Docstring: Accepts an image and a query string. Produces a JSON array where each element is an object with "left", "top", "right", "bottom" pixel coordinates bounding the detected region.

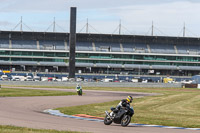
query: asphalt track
[{"left": 0, "top": 87, "right": 199, "bottom": 133}]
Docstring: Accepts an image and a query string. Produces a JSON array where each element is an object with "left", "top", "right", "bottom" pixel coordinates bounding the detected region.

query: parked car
[
  {"left": 41, "top": 77, "right": 48, "bottom": 81},
  {"left": 1, "top": 75, "right": 8, "bottom": 81},
  {"left": 12, "top": 76, "right": 20, "bottom": 81},
  {"left": 33, "top": 76, "right": 40, "bottom": 81},
  {"left": 62, "top": 77, "right": 68, "bottom": 82},
  {"left": 163, "top": 77, "right": 174, "bottom": 83},
  {"left": 25, "top": 76, "right": 33, "bottom": 81},
  {"left": 131, "top": 78, "right": 138, "bottom": 83},
  {"left": 48, "top": 77, "right": 53, "bottom": 81},
  {"left": 113, "top": 79, "right": 120, "bottom": 82},
  {"left": 141, "top": 79, "right": 148, "bottom": 83},
  {"left": 181, "top": 79, "right": 193, "bottom": 84},
  {"left": 102, "top": 78, "right": 113, "bottom": 82},
  {"left": 76, "top": 77, "right": 84, "bottom": 82},
  {"left": 55, "top": 78, "right": 62, "bottom": 82}
]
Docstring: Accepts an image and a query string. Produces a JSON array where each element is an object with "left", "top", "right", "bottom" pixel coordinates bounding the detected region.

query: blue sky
[{"left": 0, "top": 0, "right": 200, "bottom": 37}]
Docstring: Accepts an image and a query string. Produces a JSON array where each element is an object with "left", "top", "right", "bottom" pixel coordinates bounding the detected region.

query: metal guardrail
[{"left": 0, "top": 81, "right": 182, "bottom": 88}]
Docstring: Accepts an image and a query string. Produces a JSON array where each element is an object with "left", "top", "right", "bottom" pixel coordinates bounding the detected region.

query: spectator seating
[
  {"left": 12, "top": 40, "right": 37, "bottom": 49},
  {"left": 39, "top": 40, "right": 65, "bottom": 50},
  {"left": 0, "top": 39, "right": 9, "bottom": 49},
  {"left": 76, "top": 42, "right": 93, "bottom": 51},
  {"left": 150, "top": 44, "right": 176, "bottom": 54}
]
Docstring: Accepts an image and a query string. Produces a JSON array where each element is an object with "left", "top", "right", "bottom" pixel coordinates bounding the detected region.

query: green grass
[
  {"left": 0, "top": 88, "right": 76, "bottom": 97},
  {"left": 56, "top": 87, "right": 200, "bottom": 128},
  {"left": 2, "top": 85, "right": 200, "bottom": 128},
  {"left": 0, "top": 125, "right": 82, "bottom": 133},
  {"left": 2, "top": 85, "right": 75, "bottom": 89}
]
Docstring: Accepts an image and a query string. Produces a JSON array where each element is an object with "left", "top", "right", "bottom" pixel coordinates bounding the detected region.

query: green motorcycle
[{"left": 77, "top": 88, "right": 82, "bottom": 96}]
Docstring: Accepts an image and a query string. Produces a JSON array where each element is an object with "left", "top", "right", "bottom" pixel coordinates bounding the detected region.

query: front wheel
[
  {"left": 121, "top": 115, "right": 131, "bottom": 127},
  {"left": 104, "top": 115, "right": 112, "bottom": 125}
]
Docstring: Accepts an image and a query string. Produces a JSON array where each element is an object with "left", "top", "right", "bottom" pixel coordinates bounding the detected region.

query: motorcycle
[
  {"left": 104, "top": 106, "right": 134, "bottom": 127},
  {"left": 77, "top": 88, "right": 82, "bottom": 96}
]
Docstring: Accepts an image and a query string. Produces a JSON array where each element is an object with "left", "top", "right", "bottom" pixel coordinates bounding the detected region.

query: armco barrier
[{"left": 0, "top": 81, "right": 182, "bottom": 88}]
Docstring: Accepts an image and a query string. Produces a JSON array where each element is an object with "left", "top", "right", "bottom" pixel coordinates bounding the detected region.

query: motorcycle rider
[
  {"left": 76, "top": 84, "right": 82, "bottom": 95},
  {"left": 110, "top": 96, "right": 133, "bottom": 117}
]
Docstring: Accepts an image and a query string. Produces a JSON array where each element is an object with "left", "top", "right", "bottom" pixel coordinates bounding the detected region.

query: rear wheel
[
  {"left": 104, "top": 115, "right": 112, "bottom": 125},
  {"left": 77, "top": 90, "right": 82, "bottom": 96},
  {"left": 121, "top": 115, "right": 131, "bottom": 127},
  {"left": 80, "top": 89, "right": 82, "bottom": 96}
]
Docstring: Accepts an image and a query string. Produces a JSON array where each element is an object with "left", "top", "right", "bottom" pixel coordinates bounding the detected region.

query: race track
[{"left": 0, "top": 87, "right": 199, "bottom": 133}]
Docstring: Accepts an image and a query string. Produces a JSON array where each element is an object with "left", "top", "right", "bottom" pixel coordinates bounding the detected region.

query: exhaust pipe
[{"left": 105, "top": 111, "right": 112, "bottom": 120}]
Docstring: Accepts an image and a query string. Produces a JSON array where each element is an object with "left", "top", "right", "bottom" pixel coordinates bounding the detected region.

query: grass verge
[
  {"left": 0, "top": 88, "right": 76, "bottom": 97},
  {"left": 56, "top": 87, "right": 200, "bottom": 128},
  {"left": 0, "top": 125, "right": 82, "bottom": 133}
]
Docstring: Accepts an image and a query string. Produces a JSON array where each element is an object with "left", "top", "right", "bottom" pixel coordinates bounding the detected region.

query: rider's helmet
[{"left": 126, "top": 96, "right": 133, "bottom": 103}]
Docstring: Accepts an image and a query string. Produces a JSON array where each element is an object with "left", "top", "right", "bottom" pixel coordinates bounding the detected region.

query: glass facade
[
  {"left": 0, "top": 50, "right": 200, "bottom": 66},
  {"left": 1, "top": 31, "right": 200, "bottom": 76}
]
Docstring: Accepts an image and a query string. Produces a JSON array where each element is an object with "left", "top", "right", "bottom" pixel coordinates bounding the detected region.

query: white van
[
  {"left": 131, "top": 78, "right": 138, "bottom": 83},
  {"left": 102, "top": 78, "right": 113, "bottom": 82},
  {"left": 41, "top": 77, "right": 48, "bottom": 81},
  {"left": 1, "top": 75, "right": 8, "bottom": 81},
  {"left": 25, "top": 76, "right": 33, "bottom": 81},
  {"left": 12, "top": 76, "right": 20, "bottom": 81},
  {"left": 33, "top": 76, "right": 40, "bottom": 81},
  {"left": 62, "top": 77, "right": 68, "bottom": 82}
]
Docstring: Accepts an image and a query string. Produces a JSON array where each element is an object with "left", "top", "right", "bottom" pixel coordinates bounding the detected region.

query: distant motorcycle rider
[
  {"left": 110, "top": 96, "right": 133, "bottom": 117},
  {"left": 76, "top": 84, "right": 81, "bottom": 91},
  {"left": 76, "top": 84, "right": 82, "bottom": 96}
]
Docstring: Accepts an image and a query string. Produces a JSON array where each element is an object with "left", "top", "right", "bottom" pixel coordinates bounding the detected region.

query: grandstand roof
[{"left": 0, "top": 31, "right": 200, "bottom": 45}]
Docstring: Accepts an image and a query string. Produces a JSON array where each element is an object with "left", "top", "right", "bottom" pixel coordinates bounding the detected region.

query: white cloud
[
  {"left": 93, "top": 1, "right": 200, "bottom": 36},
  {"left": 0, "top": 0, "right": 200, "bottom": 36},
  {"left": 0, "top": 0, "right": 196, "bottom": 12},
  {"left": 0, "top": 0, "right": 69, "bottom": 12}
]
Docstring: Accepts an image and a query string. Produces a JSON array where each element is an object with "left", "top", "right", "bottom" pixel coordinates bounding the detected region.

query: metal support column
[{"left": 69, "top": 7, "right": 77, "bottom": 78}]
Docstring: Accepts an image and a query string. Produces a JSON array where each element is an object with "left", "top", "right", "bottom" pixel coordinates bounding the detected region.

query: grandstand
[{"left": 0, "top": 31, "right": 200, "bottom": 76}]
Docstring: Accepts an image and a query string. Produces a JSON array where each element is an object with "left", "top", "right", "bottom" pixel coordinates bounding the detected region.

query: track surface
[{"left": 0, "top": 87, "right": 199, "bottom": 133}]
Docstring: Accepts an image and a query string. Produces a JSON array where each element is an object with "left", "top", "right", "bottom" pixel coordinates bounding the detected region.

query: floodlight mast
[
  {"left": 20, "top": 16, "right": 23, "bottom": 32},
  {"left": 151, "top": 21, "right": 154, "bottom": 36},
  {"left": 183, "top": 22, "right": 186, "bottom": 37},
  {"left": 69, "top": 7, "right": 77, "bottom": 78}
]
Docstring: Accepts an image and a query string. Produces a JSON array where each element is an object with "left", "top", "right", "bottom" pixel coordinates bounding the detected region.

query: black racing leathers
[
  {"left": 117, "top": 99, "right": 130, "bottom": 108},
  {"left": 112, "top": 99, "right": 130, "bottom": 113}
]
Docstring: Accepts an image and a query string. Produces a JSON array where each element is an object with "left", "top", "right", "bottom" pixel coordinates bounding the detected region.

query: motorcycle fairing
[{"left": 113, "top": 109, "right": 126, "bottom": 124}]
